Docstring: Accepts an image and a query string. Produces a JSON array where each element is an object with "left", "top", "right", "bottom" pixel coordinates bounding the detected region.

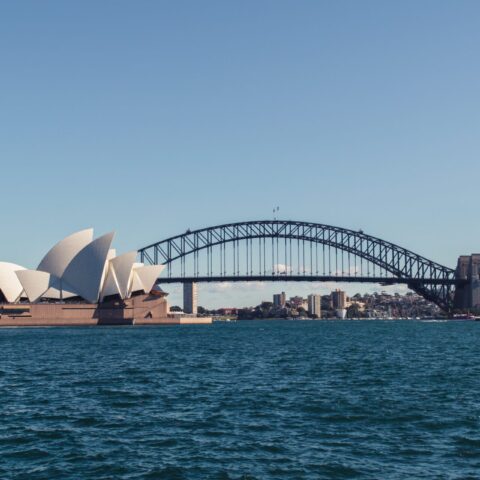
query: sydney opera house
[{"left": 0, "top": 229, "right": 204, "bottom": 326}]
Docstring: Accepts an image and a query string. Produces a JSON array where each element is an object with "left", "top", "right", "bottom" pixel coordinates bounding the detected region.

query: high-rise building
[
  {"left": 273, "top": 291, "right": 286, "bottom": 307},
  {"left": 331, "top": 289, "right": 347, "bottom": 309},
  {"left": 307, "top": 294, "right": 321, "bottom": 317},
  {"left": 183, "top": 282, "right": 198, "bottom": 314}
]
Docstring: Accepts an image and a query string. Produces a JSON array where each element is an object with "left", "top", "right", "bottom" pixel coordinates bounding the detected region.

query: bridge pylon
[{"left": 454, "top": 255, "right": 480, "bottom": 312}]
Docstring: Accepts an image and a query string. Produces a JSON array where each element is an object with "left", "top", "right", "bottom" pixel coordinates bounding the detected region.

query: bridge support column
[
  {"left": 183, "top": 282, "right": 198, "bottom": 315},
  {"left": 454, "top": 255, "right": 480, "bottom": 312}
]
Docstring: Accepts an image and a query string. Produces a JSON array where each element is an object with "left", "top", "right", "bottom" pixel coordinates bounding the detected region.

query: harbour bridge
[{"left": 138, "top": 220, "right": 476, "bottom": 312}]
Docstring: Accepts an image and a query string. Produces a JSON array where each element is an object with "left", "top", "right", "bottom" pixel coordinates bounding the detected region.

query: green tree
[{"left": 347, "top": 303, "right": 361, "bottom": 318}]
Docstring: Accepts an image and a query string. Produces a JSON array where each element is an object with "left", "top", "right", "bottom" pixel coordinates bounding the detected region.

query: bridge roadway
[{"left": 156, "top": 275, "right": 462, "bottom": 286}]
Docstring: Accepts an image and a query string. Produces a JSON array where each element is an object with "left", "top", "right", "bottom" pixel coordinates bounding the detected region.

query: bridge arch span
[{"left": 138, "top": 220, "right": 457, "bottom": 311}]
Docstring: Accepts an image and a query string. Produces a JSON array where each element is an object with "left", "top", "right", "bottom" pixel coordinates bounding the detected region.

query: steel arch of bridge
[{"left": 138, "top": 220, "right": 458, "bottom": 311}]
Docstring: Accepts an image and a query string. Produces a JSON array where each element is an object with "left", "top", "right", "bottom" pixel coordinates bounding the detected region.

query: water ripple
[{"left": 1, "top": 320, "right": 480, "bottom": 478}]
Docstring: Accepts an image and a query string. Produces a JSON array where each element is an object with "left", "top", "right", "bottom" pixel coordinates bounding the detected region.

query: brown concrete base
[{"left": 0, "top": 292, "right": 211, "bottom": 327}]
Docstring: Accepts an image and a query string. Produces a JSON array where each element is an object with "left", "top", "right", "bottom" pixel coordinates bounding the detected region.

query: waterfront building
[
  {"left": 0, "top": 228, "right": 212, "bottom": 326},
  {"left": 183, "top": 282, "right": 198, "bottom": 314},
  {"left": 273, "top": 291, "right": 286, "bottom": 307},
  {"left": 332, "top": 289, "right": 347, "bottom": 309},
  {"left": 307, "top": 294, "right": 322, "bottom": 317}
]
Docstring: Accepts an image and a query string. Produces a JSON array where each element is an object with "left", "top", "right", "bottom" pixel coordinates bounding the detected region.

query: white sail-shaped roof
[
  {"left": 110, "top": 251, "right": 137, "bottom": 299},
  {"left": 0, "top": 262, "right": 26, "bottom": 303},
  {"left": 128, "top": 262, "right": 144, "bottom": 294},
  {"left": 62, "top": 232, "right": 115, "bottom": 303},
  {"left": 129, "top": 264, "right": 165, "bottom": 296},
  {"left": 98, "top": 248, "right": 119, "bottom": 300},
  {"left": 42, "top": 285, "right": 78, "bottom": 300},
  {"left": 1, "top": 229, "right": 166, "bottom": 305},
  {"left": 129, "top": 271, "right": 144, "bottom": 294},
  {"left": 16, "top": 270, "right": 53, "bottom": 302},
  {"left": 100, "top": 265, "right": 120, "bottom": 300},
  {"left": 16, "top": 270, "right": 77, "bottom": 302},
  {"left": 38, "top": 228, "right": 94, "bottom": 278}
]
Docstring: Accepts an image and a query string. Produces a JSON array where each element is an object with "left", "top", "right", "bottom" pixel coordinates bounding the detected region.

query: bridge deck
[{"left": 156, "top": 275, "right": 461, "bottom": 286}]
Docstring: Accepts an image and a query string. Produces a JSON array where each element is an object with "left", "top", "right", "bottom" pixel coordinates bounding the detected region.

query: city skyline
[
  {"left": 198, "top": 287, "right": 441, "bottom": 320},
  {"left": 167, "top": 280, "right": 412, "bottom": 310}
]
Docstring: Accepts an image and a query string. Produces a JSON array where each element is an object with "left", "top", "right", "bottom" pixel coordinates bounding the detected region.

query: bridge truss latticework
[{"left": 138, "top": 221, "right": 457, "bottom": 311}]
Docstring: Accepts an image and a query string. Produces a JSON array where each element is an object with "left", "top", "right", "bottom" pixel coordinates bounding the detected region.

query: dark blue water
[{"left": 1, "top": 320, "right": 480, "bottom": 479}]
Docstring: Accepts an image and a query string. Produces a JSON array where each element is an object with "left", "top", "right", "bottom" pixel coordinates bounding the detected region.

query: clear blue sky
[{"left": 1, "top": 1, "right": 479, "bottom": 306}]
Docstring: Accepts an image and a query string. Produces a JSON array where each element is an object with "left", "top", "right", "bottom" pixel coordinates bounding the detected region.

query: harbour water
[{"left": 1, "top": 320, "right": 479, "bottom": 479}]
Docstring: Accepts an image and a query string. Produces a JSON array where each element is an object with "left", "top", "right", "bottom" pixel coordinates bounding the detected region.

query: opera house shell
[{"left": 0, "top": 229, "right": 177, "bottom": 326}]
